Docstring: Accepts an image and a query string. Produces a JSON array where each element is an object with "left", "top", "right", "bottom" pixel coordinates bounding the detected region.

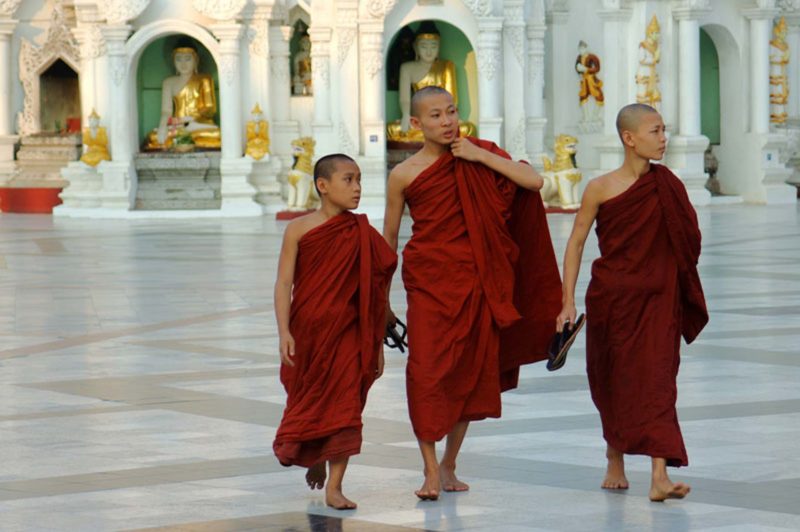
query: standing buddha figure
[
  {"left": 387, "top": 23, "right": 476, "bottom": 142},
  {"left": 636, "top": 15, "right": 661, "bottom": 109},
  {"left": 770, "top": 16, "right": 789, "bottom": 124},
  {"left": 144, "top": 45, "right": 221, "bottom": 150}
]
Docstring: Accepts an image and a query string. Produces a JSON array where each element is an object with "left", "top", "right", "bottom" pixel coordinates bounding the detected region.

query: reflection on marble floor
[{"left": 0, "top": 204, "right": 799, "bottom": 531}]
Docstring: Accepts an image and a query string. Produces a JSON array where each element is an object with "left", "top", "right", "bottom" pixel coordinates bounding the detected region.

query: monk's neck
[
  {"left": 420, "top": 140, "right": 449, "bottom": 159},
  {"left": 318, "top": 203, "right": 347, "bottom": 220},
  {"left": 621, "top": 154, "right": 652, "bottom": 179}
]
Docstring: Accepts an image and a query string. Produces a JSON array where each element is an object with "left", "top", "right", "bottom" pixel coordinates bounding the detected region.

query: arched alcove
[
  {"left": 384, "top": 20, "right": 478, "bottom": 129},
  {"left": 40, "top": 58, "right": 81, "bottom": 134},
  {"left": 135, "top": 35, "right": 219, "bottom": 146}
]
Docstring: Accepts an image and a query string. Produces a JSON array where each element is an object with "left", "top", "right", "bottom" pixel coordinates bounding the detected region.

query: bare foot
[
  {"left": 415, "top": 468, "right": 440, "bottom": 501},
  {"left": 440, "top": 465, "right": 469, "bottom": 492},
  {"left": 306, "top": 462, "right": 326, "bottom": 490},
  {"left": 601, "top": 454, "right": 629, "bottom": 490},
  {"left": 649, "top": 477, "right": 691, "bottom": 502},
  {"left": 325, "top": 487, "right": 357, "bottom": 510}
]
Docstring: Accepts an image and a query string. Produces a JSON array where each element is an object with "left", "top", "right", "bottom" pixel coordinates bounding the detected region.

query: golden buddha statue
[
  {"left": 387, "top": 25, "right": 476, "bottom": 142},
  {"left": 144, "top": 46, "right": 221, "bottom": 150},
  {"left": 80, "top": 109, "right": 110, "bottom": 167},
  {"left": 770, "top": 16, "right": 789, "bottom": 124},
  {"left": 636, "top": 15, "right": 661, "bottom": 109},
  {"left": 245, "top": 103, "right": 270, "bottom": 160}
]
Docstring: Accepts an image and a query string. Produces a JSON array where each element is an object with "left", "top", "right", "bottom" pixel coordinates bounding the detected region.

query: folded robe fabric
[
  {"left": 402, "top": 137, "right": 562, "bottom": 442},
  {"left": 585, "top": 164, "right": 708, "bottom": 467},
  {"left": 273, "top": 212, "right": 397, "bottom": 467}
]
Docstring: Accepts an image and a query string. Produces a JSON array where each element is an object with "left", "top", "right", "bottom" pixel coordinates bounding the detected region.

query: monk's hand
[
  {"left": 451, "top": 137, "right": 483, "bottom": 162},
  {"left": 376, "top": 346, "right": 385, "bottom": 379},
  {"left": 279, "top": 332, "right": 295, "bottom": 367},
  {"left": 385, "top": 304, "right": 397, "bottom": 328},
  {"left": 556, "top": 304, "right": 577, "bottom": 333}
]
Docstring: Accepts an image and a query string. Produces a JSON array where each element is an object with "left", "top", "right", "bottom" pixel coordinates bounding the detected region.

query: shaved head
[
  {"left": 410, "top": 86, "right": 453, "bottom": 117},
  {"left": 616, "top": 103, "right": 660, "bottom": 140},
  {"left": 313, "top": 153, "right": 356, "bottom": 195}
]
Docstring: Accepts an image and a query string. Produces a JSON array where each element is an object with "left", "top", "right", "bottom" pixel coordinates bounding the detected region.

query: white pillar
[
  {"left": 269, "top": 23, "right": 297, "bottom": 163},
  {"left": 357, "top": 20, "right": 384, "bottom": 158},
  {"left": 747, "top": 11, "right": 774, "bottom": 134},
  {"left": 477, "top": 17, "right": 504, "bottom": 144},
  {"left": 309, "top": 25, "right": 333, "bottom": 153},
  {"left": 246, "top": 6, "right": 271, "bottom": 121},
  {"left": 526, "top": 2, "right": 546, "bottom": 162},
  {"left": 0, "top": 18, "right": 17, "bottom": 175},
  {"left": 212, "top": 23, "right": 244, "bottom": 159},
  {"left": 102, "top": 25, "right": 132, "bottom": 163},
  {"left": 503, "top": 0, "right": 526, "bottom": 159},
  {"left": 334, "top": 2, "right": 360, "bottom": 156},
  {"left": 677, "top": 16, "right": 701, "bottom": 136}
]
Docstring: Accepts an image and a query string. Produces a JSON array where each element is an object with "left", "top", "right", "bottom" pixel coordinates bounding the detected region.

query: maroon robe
[
  {"left": 403, "top": 137, "right": 562, "bottom": 442},
  {"left": 586, "top": 164, "right": 708, "bottom": 467},
  {"left": 273, "top": 212, "right": 397, "bottom": 467}
]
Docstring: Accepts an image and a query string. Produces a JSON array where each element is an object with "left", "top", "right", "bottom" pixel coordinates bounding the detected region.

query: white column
[
  {"left": 334, "top": 2, "right": 360, "bottom": 156},
  {"left": 477, "top": 17, "right": 504, "bottom": 144},
  {"left": 357, "top": 20, "right": 384, "bottom": 158},
  {"left": 246, "top": 6, "right": 271, "bottom": 121},
  {"left": 309, "top": 25, "right": 333, "bottom": 153},
  {"left": 677, "top": 15, "right": 701, "bottom": 136},
  {"left": 269, "top": 23, "right": 297, "bottom": 163},
  {"left": 746, "top": 10, "right": 775, "bottom": 134},
  {"left": 212, "top": 23, "right": 244, "bottom": 159},
  {"left": 526, "top": 3, "right": 546, "bottom": 162},
  {"left": 102, "top": 25, "right": 132, "bottom": 163},
  {"left": 0, "top": 18, "right": 17, "bottom": 175},
  {"left": 503, "top": 0, "right": 526, "bottom": 159}
]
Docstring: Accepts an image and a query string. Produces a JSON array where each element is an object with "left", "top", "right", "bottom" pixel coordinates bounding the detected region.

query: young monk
[
  {"left": 556, "top": 103, "right": 708, "bottom": 502},
  {"left": 273, "top": 154, "right": 397, "bottom": 509},
  {"left": 383, "top": 86, "right": 562, "bottom": 500}
]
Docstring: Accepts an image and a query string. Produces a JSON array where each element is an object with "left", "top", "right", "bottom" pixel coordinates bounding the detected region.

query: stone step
[
  {"left": 134, "top": 198, "right": 221, "bottom": 210},
  {"left": 135, "top": 186, "right": 219, "bottom": 200}
]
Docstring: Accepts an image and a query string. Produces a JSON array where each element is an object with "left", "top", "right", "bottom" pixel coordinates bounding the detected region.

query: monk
[
  {"left": 383, "top": 86, "right": 562, "bottom": 500},
  {"left": 273, "top": 154, "right": 397, "bottom": 509},
  {"left": 556, "top": 103, "right": 708, "bottom": 502}
]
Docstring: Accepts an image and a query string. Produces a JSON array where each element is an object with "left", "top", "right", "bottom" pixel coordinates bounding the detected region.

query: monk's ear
[
  {"left": 621, "top": 130, "right": 636, "bottom": 148},
  {"left": 316, "top": 177, "right": 328, "bottom": 195},
  {"left": 409, "top": 116, "right": 422, "bottom": 131}
]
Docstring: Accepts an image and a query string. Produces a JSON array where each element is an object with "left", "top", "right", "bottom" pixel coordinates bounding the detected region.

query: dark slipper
[
  {"left": 384, "top": 318, "right": 408, "bottom": 353},
  {"left": 547, "top": 313, "right": 585, "bottom": 371}
]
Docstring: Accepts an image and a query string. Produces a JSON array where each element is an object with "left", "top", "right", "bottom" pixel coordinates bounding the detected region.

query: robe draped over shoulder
[
  {"left": 273, "top": 212, "right": 397, "bottom": 467},
  {"left": 402, "top": 137, "right": 561, "bottom": 441},
  {"left": 585, "top": 164, "right": 707, "bottom": 467}
]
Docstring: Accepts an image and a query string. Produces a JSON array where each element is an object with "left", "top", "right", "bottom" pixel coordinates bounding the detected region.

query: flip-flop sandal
[
  {"left": 547, "top": 313, "right": 585, "bottom": 371},
  {"left": 384, "top": 318, "right": 408, "bottom": 353}
]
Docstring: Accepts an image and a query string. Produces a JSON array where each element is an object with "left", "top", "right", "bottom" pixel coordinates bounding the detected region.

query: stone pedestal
[
  {"left": 14, "top": 133, "right": 79, "bottom": 186},
  {"left": 134, "top": 152, "right": 221, "bottom": 210},
  {"left": 248, "top": 155, "right": 283, "bottom": 212}
]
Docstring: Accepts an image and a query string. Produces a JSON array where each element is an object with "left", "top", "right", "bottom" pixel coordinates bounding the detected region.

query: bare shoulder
[
  {"left": 389, "top": 152, "right": 429, "bottom": 190},
  {"left": 284, "top": 211, "right": 325, "bottom": 242}
]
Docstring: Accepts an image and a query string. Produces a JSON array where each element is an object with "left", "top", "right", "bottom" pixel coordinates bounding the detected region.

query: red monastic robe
[
  {"left": 273, "top": 212, "right": 397, "bottom": 467},
  {"left": 586, "top": 164, "right": 708, "bottom": 467},
  {"left": 402, "top": 138, "right": 562, "bottom": 442}
]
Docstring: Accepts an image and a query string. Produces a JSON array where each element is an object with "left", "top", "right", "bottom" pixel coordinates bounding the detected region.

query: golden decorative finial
[
  {"left": 774, "top": 16, "right": 787, "bottom": 36},
  {"left": 88, "top": 108, "right": 100, "bottom": 120},
  {"left": 647, "top": 15, "right": 660, "bottom": 37},
  {"left": 251, "top": 103, "right": 263, "bottom": 115}
]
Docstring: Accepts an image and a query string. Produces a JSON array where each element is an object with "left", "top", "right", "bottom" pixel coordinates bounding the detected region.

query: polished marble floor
[{"left": 0, "top": 203, "right": 799, "bottom": 531}]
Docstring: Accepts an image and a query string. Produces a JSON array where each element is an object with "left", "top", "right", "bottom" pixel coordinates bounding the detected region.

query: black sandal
[
  {"left": 547, "top": 313, "right": 585, "bottom": 371},
  {"left": 384, "top": 318, "right": 408, "bottom": 353}
]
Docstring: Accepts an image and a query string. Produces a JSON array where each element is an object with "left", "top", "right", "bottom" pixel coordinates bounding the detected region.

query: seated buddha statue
[
  {"left": 80, "top": 109, "right": 110, "bottom": 167},
  {"left": 144, "top": 46, "right": 221, "bottom": 150},
  {"left": 387, "top": 24, "right": 476, "bottom": 142}
]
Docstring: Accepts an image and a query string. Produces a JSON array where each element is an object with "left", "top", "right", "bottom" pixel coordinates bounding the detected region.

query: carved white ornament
[
  {"left": 339, "top": 122, "right": 356, "bottom": 155},
  {"left": 365, "top": 51, "right": 383, "bottom": 78},
  {"left": 465, "top": 0, "right": 492, "bottom": 16},
  {"left": 248, "top": 23, "right": 268, "bottom": 57},
  {"left": 111, "top": 57, "right": 126, "bottom": 86},
  {"left": 314, "top": 57, "right": 330, "bottom": 86},
  {"left": 270, "top": 57, "right": 290, "bottom": 81},
  {"left": 478, "top": 47, "right": 501, "bottom": 80},
  {"left": 17, "top": 3, "right": 80, "bottom": 136},
  {"left": 529, "top": 54, "right": 544, "bottom": 85},
  {"left": 102, "top": 0, "right": 150, "bottom": 25},
  {"left": 193, "top": 0, "right": 247, "bottom": 21},
  {"left": 80, "top": 25, "right": 107, "bottom": 59},
  {"left": 506, "top": 26, "right": 525, "bottom": 68},
  {"left": 0, "top": 0, "right": 22, "bottom": 17},
  {"left": 778, "top": 0, "right": 800, "bottom": 10},
  {"left": 510, "top": 116, "right": 527, "bottom": 159},
  {"left": 220, "top": 55, "right": 238, "bottom": 85},
  {"left": 337, "top": 28, "right": 356, "bottom": 66},
  {"left": 366, "top": 0, "right": 398, "bottom": 18}
]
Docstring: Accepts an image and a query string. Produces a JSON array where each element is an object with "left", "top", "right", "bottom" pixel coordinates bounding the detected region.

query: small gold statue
[
  {"left": 541, "top": 134, "right": 581, "bottom": 210},
  {"left": 770, "top": 16, "right": 789, "bottom": 124},
  {"left": 144, "top": 45, "right": 221, "bottom": 150},
  {"left": 286, "top": 137, "right": 318, "bottom": 211},
  {"left": 387, "top": 23, "right": 476, "bottom": 142},
  {"left": 636, "top": 15, "right": 661, "bottom": 109},
  {"left": 245, "top": 104, "right": 270, "bottom": 160},
  {"left": 80, "top": 109, "right": 110, "bottom": 167},
  {"left": 292, "top": 35, "right": 312, "bottom": 96},
  {"left": 576, "top": 40, "right": 604, "bottom": 131}
]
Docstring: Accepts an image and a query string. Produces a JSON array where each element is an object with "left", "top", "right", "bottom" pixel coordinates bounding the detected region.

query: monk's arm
[
  {"left": 557, "top": 180, "right": 601, "bottom": 331},
  {"left": 275, "top": 223, "right": 300, "bottom": 366},
  {"left": 451, "top": 138, "right": 544, "bottom": 190},
  {"left": 382, "top": 169, "right": 406, "bottom": 322}
]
